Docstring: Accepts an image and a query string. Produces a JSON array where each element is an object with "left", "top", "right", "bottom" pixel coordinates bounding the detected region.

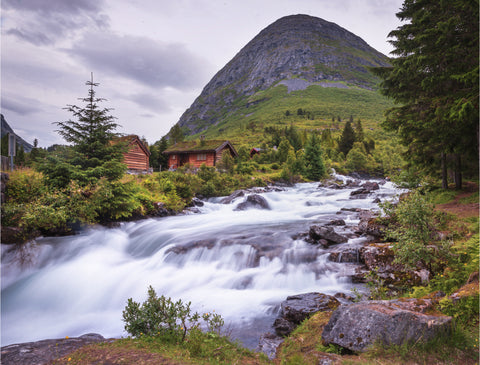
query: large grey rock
[
  {"left": 274, "top": 292, "right": 340, "bottom": 336},
  {"left": 308, "top": 225, "right": 347, "bottom": 246},
  {"left": 0, "top": 333, "right": 108, "bottom": 365},
  {"left": 234, "top": 194, "right": 270, "bottom": 211},
  {"left": 322, "top": 299, "right": 452, "bottom": 352}
]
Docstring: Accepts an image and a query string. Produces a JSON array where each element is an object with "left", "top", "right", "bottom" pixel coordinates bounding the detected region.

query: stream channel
[{"left": 1, "top": 175, "right": 403, "bottom": 349}]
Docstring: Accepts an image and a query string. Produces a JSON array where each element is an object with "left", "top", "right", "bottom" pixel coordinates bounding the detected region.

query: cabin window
[
  {"left": 197, "top": 153, "right": 207, "bottom": 161},
  {"left": 172, "top": 155, "right": 176, "bottom": 160}
]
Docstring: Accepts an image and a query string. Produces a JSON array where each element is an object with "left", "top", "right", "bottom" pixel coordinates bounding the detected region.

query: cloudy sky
[{"left": 2, "top": 0, "right": 404, "bottom": 148}]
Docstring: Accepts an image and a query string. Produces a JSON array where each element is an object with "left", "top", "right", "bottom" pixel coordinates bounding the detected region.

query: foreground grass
[{"left": 53, "top": 334, "right": 271, "bottom": 365}]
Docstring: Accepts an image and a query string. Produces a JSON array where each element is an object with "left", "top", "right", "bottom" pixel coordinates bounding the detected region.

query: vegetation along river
[{"left": 1, "top": 175, "right": 404, "bottom": 349}]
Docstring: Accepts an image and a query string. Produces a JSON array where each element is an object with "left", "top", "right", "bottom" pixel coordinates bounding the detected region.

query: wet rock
[
  {"left": 328, "top": 247, "right": 361, "bottom": 263},
  {"left": 322, "top": 299, "right": 452, "bottom": 352},
  {"left": 359, "top": 244, "right": 430, "bottom": 286},
  {"left": 166, "top": 239, "right": 216, "bottom": 255},
  {"left": 326, "top": 219, "right": 346, "bottom": 226},
  {"left": 0, "top": 333, "right": 109, "bottom": 365},
  {"left": 274, "top": 293, "right": 340, "bottom": 336},
  {"left": 361, "top": 181, "right": 380, "bottom": 191},
  {"left": 257, "top": 332, "right": 283, "bottom": 359},
  {"left": 234, "top": 194, "right": 270, "bottom": 210},
  {"left": 220, "top": 189, "right": 246, "bottom": 204},
  {"left": 356, "top": 213, "right": 385, "bottom": 239},
  {"left": 190, "top": 197, "right": 204, "bottom": 207},
  {"left": 308, "top": 225, "right": 347, "bottom": 246}
]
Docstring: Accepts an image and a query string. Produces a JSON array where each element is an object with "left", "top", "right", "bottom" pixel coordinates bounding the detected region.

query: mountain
[
  {"left": 175, "top": 14, "right": 391, "bottom": 139},
  {"left": 1, "top": 114, "right": 34, "bottom": 153}
]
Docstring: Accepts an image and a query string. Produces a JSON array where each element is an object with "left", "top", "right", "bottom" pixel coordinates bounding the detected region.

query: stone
[
  {"left": 328, "top": 247, "right": 361, "bottom": 263},
  {"left": 257, "top": 333, "right": 284, "bottom": 359},
  {"left": 220, "top": 189, "right": 245, "bottom": 204},
  {"left": 274, "top": 292, "right": 340, "bottom": 336},
  {"left": 326, "top": 219, "right": 346, "bottom": 226},
  {"left": 308, "top": 225, "right": 347, "bottom": 245},
  {"left": 322, "top": 299, "right": 452, "bottom": 352},
  {"left": 0, "top": 333, "right": 109, "bottom": 365},
  {"left": 234, "top": 194, "right": 270, "bottom": 211},
  {"left": 361, "top": 181, "right": 380, "bottom": 191}
]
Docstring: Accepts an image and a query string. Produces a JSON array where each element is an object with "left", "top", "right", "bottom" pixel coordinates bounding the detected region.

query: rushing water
[{"left": 1, "top": 177, "right": 402, "bottom": 348}]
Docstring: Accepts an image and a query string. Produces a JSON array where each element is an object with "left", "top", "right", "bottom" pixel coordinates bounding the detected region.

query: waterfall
[{"left": 1, "top": 178, "right": 402, "bottom": 348}]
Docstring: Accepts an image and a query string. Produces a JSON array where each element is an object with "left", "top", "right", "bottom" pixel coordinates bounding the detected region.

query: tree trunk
[
  {"left": 441, "top": 152, "right": 448, "bottom": 189},
  {"left": 454, "top": 153, "right": 462, "bottom": 190}
]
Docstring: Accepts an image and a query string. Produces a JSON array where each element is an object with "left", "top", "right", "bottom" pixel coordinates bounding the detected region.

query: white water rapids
[{"left": 1, "top": 177, "right": 402, "bottom": 348}]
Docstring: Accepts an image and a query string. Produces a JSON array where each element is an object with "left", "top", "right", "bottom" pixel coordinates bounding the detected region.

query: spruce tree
[
  {"left": 373, "top": 0, "right": 479, "bottom": 189},
  {"left": 338, "top": 121, "right": 356, "bottom": 156},
  {"left": 304, "top": 133, "right": 326, "bottom": 180},
  {"left": 55, "top": 74, "right": 123, "bottom": 168}
]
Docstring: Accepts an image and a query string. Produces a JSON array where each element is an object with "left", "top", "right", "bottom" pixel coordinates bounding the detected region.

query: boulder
[
  {"left": 322, "top": 299, "right": 452, "bottom": 352},
  {"left": 361, "top": 181, "right": 380, "bottom": 191},
  {"left": 326, "top": 219, "right": 346, "bottom": 226},
  {"left": 328, "top": 247, "right": 361, "bottom": 263},
  {"left": 308, "top": 225, "right": 347, "bottom": 246},
  {"left": 257, "top": 333, "right": 284, "bottom": 359},
  {"left": 220, "top": 189, "right": 245, "bottom": 204},
  {"left": 0, "top": 333, "right": 109, "bottom": 365},
  {"left": 274, "top": 293, "right": 340, "bottom": 336},
  {"left": 234, "top": 194, "right": 270, "bottom": 211}
]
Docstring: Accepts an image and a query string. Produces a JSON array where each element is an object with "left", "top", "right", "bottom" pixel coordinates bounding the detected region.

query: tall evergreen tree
[
  {"left": 45, "top": 74, "right": 126, "bottom": 187},
  {"left": 338, "top": 121, "right": 356, "bottom": 156},
  {"left": 373, "top": 0, "right": 479, "bottom": 189},
  {"left": 304, "top": 133, "right": 326, "bottom": 180},
  {"left": 55, "top": 74, "right": 124, "bottom": 168}
]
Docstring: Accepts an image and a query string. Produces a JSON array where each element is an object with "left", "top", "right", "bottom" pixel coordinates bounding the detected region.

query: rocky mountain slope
[
  {"left": 175, "top": 14, "right": 390, "bottom": 136},
  {"left": 1, "top": 114, "right": 34, "bottom": 153}
]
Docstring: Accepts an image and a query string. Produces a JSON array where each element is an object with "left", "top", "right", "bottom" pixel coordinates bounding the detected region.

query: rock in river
[{"left": 234, "top": 194, "right": 271, "bottom": 210}]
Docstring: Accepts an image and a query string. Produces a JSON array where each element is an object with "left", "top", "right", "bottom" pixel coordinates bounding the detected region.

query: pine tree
[
  {"left": 373, "top": 0, "right": 479, "bottom": 189},
  {"left": 304, "top": 133, "right": 326, "bottom": 180},
  {"left": 354, "top": 119, "right": 364, "bottom": 143},
  {"left": 55, "top": 74, "right": 123, "bottom": 168},
  {"left": 338, "top": 121, "right": 356, "bottom": 157}
]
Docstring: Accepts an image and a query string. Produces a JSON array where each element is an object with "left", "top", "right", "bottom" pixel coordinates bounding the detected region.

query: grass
[
  {"left": 186, "top": 83, "right": 395, "bottom": 149},
  {"left": 54, "top": 333, "right": 271, "bottom": 365}
]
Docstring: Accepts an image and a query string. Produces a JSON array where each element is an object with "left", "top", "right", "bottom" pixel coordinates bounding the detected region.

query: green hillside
[{"left": 186, "top": 82, "right": 395, "bottom": 147}]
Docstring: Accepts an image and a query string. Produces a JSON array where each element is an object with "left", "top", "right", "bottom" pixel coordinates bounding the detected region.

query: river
[{"left": 1, "top": 176, "right": 402, "bottom": 348}]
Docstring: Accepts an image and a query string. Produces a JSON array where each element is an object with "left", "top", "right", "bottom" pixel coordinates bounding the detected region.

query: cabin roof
[
  {"left": 116, "top": 134, "right": 151, "bottom": 156},
  {"left": 163, "top": 140, "right": 237, "bottom": 156}
]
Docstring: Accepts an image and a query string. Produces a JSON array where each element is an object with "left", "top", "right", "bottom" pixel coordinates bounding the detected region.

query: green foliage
[
  {"left": 338, "top": 120, "right": 355, "bottom": 156},
  {"left": 439, "top": 296, "right": 479, "bottom": 327},
  {"left": 303, "top": 133, "right": 326, "bottom": 180},
  {"left": 4, "top": 169, "right": 45, "bottom": 204},
  {"left": 122, "top": 286, "right": 225, "bottom": 345},
  {"left": 382, "top": 190, "right": 448, "bottom": 272},
  {"left": 373, "top": 0, "right": 479, "bottom": 187}
]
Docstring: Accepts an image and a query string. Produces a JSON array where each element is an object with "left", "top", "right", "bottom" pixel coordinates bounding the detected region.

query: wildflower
[
  {"left": 65, "top": 336, "right": 69, "bottom": 339},
  {"left": 68, "top": 358, "right": 71, "bottom": 362}
]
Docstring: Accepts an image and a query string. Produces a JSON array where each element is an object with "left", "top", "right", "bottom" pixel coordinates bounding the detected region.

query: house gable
[
  {"left": 117, "top": 135, "right": 151, "bottom": 172},
  {"left": 163, "top": 140, "right": 237, "bottom": 169}
]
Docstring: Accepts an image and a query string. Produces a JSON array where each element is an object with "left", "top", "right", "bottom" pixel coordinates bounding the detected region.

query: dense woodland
[{"left": 1, "top": 0, "right": 478, "bottom": 363}]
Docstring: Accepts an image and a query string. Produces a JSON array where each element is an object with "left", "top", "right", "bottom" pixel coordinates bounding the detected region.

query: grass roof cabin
[{"left": 163, "top": 140, "right": 238, "bottom": 170}]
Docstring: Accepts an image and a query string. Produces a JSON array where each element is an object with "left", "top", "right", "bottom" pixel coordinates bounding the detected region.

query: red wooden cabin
[
  {"left": 163, "top": 140, "right": 238, "bottom": 170},
  {"left": 117, "top": 135, "right": 151, "bottom": 173}
]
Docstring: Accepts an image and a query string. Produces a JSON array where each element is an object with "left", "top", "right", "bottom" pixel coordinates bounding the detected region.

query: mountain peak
[{"left": 176, "top": 14, "right": 389, "bottom": 135}]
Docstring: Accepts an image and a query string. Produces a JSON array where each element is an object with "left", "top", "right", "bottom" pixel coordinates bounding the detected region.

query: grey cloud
[
  {"left": 129, "top": 93, "right": 172, "bottom": 114},
  {"left": 69, "top": 32, "right": 211, "bottom": 90},
  {"left": 3, "top": 0, "right": 109, "bottom": 45},
  {"left": 1, "top": 95, "right": 43, "bottom": 116}
]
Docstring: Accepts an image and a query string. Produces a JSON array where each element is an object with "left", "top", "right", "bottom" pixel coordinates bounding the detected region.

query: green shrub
[
  {"left": 5, "top": 168, "right": 45, "bottom": 204},
  {"left": 383, "top": 190, "right": 445, "bottom": 271},
  {"left": 122, "top": 286, "right": 225, "bottom": 344}
]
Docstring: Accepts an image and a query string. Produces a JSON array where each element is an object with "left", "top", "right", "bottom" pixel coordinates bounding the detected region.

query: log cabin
[
  {"left": 163, "top": 140, "right": 238, "bottom": 170},
  {"left": 117, "top": 135, "right": 151, "bottom": 173}
]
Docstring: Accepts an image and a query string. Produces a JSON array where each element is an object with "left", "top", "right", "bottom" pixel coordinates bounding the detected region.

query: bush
[
  {"left": 5, "top": 168, "right": 45, "bottom": 204},
  {"left": 382, "top": 190, "right": 448, "bottom": 272},
  {"left": 122, "top": 286, "right": 225, "bottom": 343}
]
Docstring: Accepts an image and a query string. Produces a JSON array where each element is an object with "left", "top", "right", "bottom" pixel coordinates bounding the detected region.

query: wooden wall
[{"left": 124, "top": 142, "right": 149, "bottom": 171}]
